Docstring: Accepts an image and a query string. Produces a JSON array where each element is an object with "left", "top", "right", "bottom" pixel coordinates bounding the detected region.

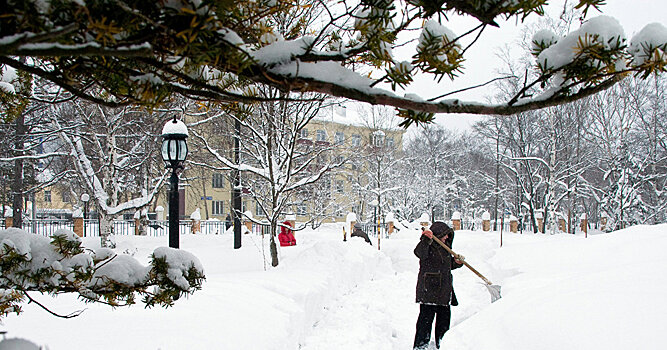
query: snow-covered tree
[
  {"left": 0, "top": 75, "right": 76, "bottom": 227},
  {"left": 47, "top": 100, "right": 168, "bottom": 247},
  {"left": 350, "top": 105, "right": 403, "bottom": 224},
  {"left": 194, "top": 90, "right": 344, "bottom": 267}
]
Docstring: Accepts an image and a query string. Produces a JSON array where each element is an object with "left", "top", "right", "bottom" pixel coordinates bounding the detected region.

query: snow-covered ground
[{"left": 3, "top": 223, "right": 667, "bottom": 349}]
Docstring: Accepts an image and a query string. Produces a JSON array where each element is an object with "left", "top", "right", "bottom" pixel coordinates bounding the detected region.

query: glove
[
  {"left": 421, "top": 229, "right": 433, "bottom": 239},
  {"left": 455, "top": 254, "right": 465, "bottom": 263}
]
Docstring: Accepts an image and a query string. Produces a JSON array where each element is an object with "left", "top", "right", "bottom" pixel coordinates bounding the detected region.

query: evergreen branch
[{"left": 24, "top": 292, "right": 86, "bottom": 319}]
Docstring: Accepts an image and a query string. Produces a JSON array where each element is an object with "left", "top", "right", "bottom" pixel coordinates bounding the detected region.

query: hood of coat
[
  {"left": 280, "top": 221, "right": 292, "bottom": 235},
  {"left": 430, "top": 221, "right": 454, "bottom": 246}
]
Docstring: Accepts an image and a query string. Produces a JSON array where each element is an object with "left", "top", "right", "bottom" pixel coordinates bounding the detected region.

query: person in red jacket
[{"left": 278, "top": 221, "right": 296, "bottom": 246}]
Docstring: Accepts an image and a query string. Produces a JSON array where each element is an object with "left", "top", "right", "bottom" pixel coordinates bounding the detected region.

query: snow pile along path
[
  {"left": 4, "top": 226, "right": 396, "bottom": 349},
  {"left": 445, "top": 224, "right": 667, "bottom": 350}
]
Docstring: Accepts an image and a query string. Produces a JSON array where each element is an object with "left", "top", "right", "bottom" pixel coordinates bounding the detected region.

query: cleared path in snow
[{"left": 299, "top": 230, "right": 501, "bottom": 350}]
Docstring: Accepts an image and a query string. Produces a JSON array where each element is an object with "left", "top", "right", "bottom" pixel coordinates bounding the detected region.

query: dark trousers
[{"left": 413, "top": 304, "right": 451, "bottom": 349}]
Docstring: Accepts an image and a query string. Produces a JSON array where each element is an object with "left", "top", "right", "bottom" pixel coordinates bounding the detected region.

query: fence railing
[
  {"left": 358, "top": 222, "right": 390, "bottom": 238},
  {"left": 1, "top": 219, "right": 270, "bottom": 238},
  {"left": 19, "top": 219, "right": 75, "bottom": 236}
]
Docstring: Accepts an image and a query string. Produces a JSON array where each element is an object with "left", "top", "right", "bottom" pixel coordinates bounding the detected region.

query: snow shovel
[{"left": 430, "top": 234, "right": 502, "bottom": 303}]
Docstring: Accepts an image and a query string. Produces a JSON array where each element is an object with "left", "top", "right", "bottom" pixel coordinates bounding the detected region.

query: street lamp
[
  {"left": 370, "top": 199, "right": 379, "bottom": 249},
  {"left": 81, "top": 193, "right": 89, "bottom": 237},
  {"left": 161, "top": 117, "right": 188, "bottom": 249}
]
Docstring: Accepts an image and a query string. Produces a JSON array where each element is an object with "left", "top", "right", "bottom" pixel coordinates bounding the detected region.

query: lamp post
[
  {"left": 161, "top": 117, "right": 188, "bottom": 249},
  {"left": 370, "top": 199, "right": 379, "bottom": 250},
  {"left": 81, "top": 193, "right": 89, "bottom": 237}
]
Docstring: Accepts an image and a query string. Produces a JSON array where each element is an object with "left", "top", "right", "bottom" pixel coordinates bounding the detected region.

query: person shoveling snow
[{"left": 413, "top": 222, "right": 464, "bottom": 350}]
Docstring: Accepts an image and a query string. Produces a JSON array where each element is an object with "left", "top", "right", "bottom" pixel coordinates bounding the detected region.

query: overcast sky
[{"left": 381, "top": 0, "right": 667, "bottom": 134}]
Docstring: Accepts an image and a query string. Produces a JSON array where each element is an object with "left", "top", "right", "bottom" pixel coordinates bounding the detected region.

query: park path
[{"left": 298, "top": 232, "right": 499, "bottom": 350}]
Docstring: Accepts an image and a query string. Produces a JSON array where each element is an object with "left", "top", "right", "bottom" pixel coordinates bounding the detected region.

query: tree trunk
[
  {"left": 493, "top": 117, "right": 500, "bottom": 231},
  {"left": 99, "top": 212, "right": 115, "bottom": 248},
  {"left": 12, "top": 114, "right": 25, "bottom": 228},
  {"left": 269, "top": 227, "right": 279, "bottom": 267},
  {"left": 138, "top": 211, "right": 148, "bottom": 236}
]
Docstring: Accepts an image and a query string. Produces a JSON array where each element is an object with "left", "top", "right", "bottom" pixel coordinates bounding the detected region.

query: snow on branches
[
  {"left": 0, "top": 0, "right": 664, "bottom": 122},
  {"left": 0, "top": 228, "right": 205, "bottom": 319},
  {"left": 629, "top": 23, "right": 667, "bottom": 76}
]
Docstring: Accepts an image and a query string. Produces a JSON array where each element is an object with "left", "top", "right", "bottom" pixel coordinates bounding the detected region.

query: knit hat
[
  {"left": 430, "top": 221, "right": 452, "bottom": 239},
  {"left": 354, "top": 223, "right": 362, "bottom": 229}
]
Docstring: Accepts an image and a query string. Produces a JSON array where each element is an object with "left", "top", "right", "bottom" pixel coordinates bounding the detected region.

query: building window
[
  {"left": 44, "top": 190, "right": 51, "bottom": 203},
  {"left": 335, "top": 180, "right": 344, "bottom": 194},
  {"left": 334, "top": 155, "right": 345, "bottom": 164},
  {"left": 387, "top": 137, "right": 394, "bottom": 149},
  {"left": 296, "top": 203, "right": 307, "bottom": 215},
  {"left": 255, "top": 202, "right": 266, "bottom": 216},
  {"left": 212, "top": 201, "right": 224, "bottom": 216},
  {"left": 316, "top": 130, "right": 327, "bottom": 142},
  {"left": 352, "top": 204, "right": 360, "bottom": 214},
  {"left": 373, "top": 131, "right": 385, "bottom": 147},
  {"left": 300, "top": 128, "right": 309, "bottom": 138},
  {"left": 212, "top": 173, "right": 225, "bottom": 188},
  {"left": 62, "top": 191, "right": 71, "bottom": 203},
  {"left": 334, "top": 131, "right": 345, "bottom": 145},
  {"left": 351, "top": 134, "right": 361, "bottom": 147}
]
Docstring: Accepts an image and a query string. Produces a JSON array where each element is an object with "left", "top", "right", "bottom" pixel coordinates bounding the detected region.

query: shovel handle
[{"left": 431, "top": 235, "right": 494, "bottom": 286}]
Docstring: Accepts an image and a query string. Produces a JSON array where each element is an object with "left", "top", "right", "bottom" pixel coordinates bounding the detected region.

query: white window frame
[
  {"left": 212, "top": 200, "right": 224, "bottom": 216},
  {"left": 351, "top": 134, "right": 361, "bottom": 147},
  {"left": 296, "top": 203, "right": 307, "bottom": 215},
  {"left": 212, "top": 173, "right": 225, "bottom": 188},
  {"left": 316, "top": 129, "right": 327, "bottom": 142},
  {"left": 334, "top": 131, "right": 345, "bottom": 145},
  {"left": 373, "top": 133, "right": 385, "bottom": 147}
]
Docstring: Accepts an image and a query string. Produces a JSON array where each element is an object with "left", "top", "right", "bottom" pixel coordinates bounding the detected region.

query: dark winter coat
[
  {"left": 278, "top": 221, "right": 296, "bottom": 246},
  {"left": 225, "top": 214, "right": 232, "bottom": 230},
  {"left": 414, "top": 230, "right": 462, "bottom": 306},
  {"left": 351, "top": 228, "right": 372, "bottom": 245}
]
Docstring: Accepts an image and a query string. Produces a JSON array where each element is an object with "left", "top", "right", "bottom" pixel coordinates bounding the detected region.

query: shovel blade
[{"left": 485, "top": 284, "right": 502, "bottom": 303}]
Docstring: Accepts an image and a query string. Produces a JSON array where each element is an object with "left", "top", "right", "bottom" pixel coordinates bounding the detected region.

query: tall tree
[
  {"left": 48, "top": 100, "right": 168, "bottom": 247},
  {"left": 194, "top": 91, "right": 344, "bottom": 267}
]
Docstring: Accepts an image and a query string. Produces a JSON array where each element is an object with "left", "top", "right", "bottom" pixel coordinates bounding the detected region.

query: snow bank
[
  {"left": 445, "top": 224, "right": 667, "bottom": 350},
  {"left": 6, "top": 224, "right": 667, "bottom": 350}
]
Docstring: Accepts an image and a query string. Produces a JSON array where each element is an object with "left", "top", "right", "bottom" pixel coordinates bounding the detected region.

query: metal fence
[
  {"left": 358, "top": 222, "right": 390, "bottom": 238},
  {"left": 1, "top": 219, "right": 74, "bottom": 236},
  {"left": 2, "top": 219, "right": 237, "bottom": 237},
  {"left": 249, "top": 222, "right": 274, "bottom": 236}
]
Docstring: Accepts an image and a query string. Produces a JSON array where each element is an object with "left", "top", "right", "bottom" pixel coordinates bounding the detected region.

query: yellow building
[
  {"left": 23, "top": 117, "right": 404, "bottom": 225},
  {"left": 175, "top": 117, "right": 404, "bottom": 223}
]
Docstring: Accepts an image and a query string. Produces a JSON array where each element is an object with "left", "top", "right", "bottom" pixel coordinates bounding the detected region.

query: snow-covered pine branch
[
  {"left": 0, "top": 1, "right": 664, "bottom": 124},
  {"left": 0, "top": 227, "right": 204, "bottom": 320}
]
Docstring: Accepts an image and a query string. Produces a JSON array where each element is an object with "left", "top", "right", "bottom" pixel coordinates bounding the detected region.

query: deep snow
[{"left": 2, "top": 223, "right": 667, "bottom": 349}]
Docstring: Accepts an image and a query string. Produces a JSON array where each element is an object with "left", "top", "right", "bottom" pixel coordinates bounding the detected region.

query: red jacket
[{"left": 278, "top": 221, "right": 296, "bottom": 246}]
